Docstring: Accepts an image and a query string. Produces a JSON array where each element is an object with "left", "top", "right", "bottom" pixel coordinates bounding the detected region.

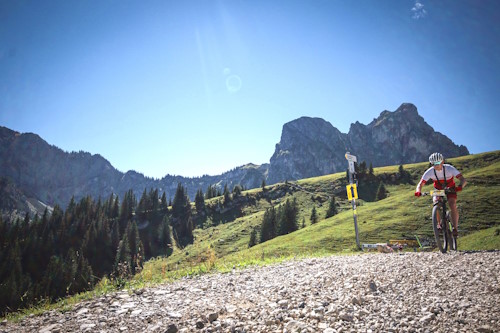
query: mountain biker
[{"left": 414, "top": 152, "right": 467, "bottom": 237}]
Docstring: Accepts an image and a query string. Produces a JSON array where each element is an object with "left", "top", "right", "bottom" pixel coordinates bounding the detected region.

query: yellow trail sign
[{"left": 346, "top": 184, "right": 358, "bottom": 200}]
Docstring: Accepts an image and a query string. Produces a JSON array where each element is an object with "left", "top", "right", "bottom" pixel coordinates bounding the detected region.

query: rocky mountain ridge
[
  {"left": 268, "top": 103, "right": 469, "bottom": 183},
  {"left": 0, "top": 103, "right": 468, "bottom": 213}
]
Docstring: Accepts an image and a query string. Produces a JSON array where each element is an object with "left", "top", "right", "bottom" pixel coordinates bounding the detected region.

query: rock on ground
[{"left": 2, "top": 251, "right": 499, "bottom": 333}]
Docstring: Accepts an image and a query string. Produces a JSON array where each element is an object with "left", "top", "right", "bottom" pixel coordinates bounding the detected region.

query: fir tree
[
  {"left": 325, "top": 196, "right": 338, "bottom": 218},
  {"left": 248, "top": 228, "right": 257, "bottom": 248},
  {"left": 278, "top": 198, "right": 298, "bottom": 235},
  {"left": 233, "top": 185, "right": 242, "bottom": 197},
  {"left": 260, "top": 207, "right": 277, "bottom": 242},
  {"left": 376, "top": 182, "right": 387, "bottom": 200},
  {"left": 114, "top": 232, "right": 132, "bottom": 278},
  {"left": 359, "top": 161, "right": 367, "bottom": 176},
  {"left": 160, "top": 192, "right": 168, "bottom": 210},
  {"left": 310, "top": 206, "right": 318, "bottom": 224},
  {"left": 126, "top": 221, "right": 144, "bottom": 274},
  {"left": 172, "top": 183, "right": 193, "bottom": 244},
  {"left": 195, "top": 189, "right": 205, "bottom": 214},
  {"left": 369, "top": 163, "right": 374, "bottom": 176},
  {"left": 223, "top": 184, "right": 231, "bottom": 204}
]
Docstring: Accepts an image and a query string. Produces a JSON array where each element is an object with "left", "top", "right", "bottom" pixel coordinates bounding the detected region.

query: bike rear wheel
[
  {"left": 432, "top": 205, "right": 448, "bottom": 253},
  {"left": 446, "top": 211, "right": 457, "bottom": 251}
]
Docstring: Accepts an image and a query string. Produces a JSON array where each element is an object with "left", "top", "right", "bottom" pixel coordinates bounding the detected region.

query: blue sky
[{"left": 1, "top": 0, "right": 499, "bottom": 178}]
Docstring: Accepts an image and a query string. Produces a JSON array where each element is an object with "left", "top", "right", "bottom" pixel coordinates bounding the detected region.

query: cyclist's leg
[
  {"left": 433, "top": 196, "right": 442, "bottom": 228},
  {"left": 448, "top": 195, "right": 458, "bottom": 233}
]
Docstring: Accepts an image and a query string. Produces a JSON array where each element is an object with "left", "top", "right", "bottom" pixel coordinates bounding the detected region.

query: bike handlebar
[{"left": 421, "top": 187, "right": 456, "bottom": 197}]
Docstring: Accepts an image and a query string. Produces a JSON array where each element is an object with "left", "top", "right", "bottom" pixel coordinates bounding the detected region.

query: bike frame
[{"left": 424, "top": 188, "right": 457, "bottom": 253}]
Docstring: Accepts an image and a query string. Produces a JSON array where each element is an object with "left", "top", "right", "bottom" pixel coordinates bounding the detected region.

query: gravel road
[{"left": 2, "top": 251, "right": 499, "bottom": 333}]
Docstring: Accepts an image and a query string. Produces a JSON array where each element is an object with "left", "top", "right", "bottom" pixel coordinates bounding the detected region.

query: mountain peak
[{"left": 267, "top": 104, "right": 469, "bottom": 183}]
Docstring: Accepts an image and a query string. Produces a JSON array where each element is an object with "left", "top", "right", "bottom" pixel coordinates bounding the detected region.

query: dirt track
[{"left": 2, "top": 251, "right": 499, "bottom": 333}]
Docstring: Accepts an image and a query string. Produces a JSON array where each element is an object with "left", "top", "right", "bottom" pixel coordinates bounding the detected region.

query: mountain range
[{"left": 0, "top": 103, "right": 469, "bottom": 216}]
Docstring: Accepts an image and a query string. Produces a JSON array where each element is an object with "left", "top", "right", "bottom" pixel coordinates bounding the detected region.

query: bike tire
[
  {"left": 432, "top": 205, "right": 447, "bottom": 253},
  {"left": 446, "top": 211, "right": 457, "bottom": 251}
]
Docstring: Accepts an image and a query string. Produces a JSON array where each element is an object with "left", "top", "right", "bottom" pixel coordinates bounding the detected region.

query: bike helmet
[{"left": 429, "top": 152, "right": 444, "bottom": 165}]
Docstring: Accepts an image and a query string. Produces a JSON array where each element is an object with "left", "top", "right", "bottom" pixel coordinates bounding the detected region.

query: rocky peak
[
  {"left": 267, "top": 103, "right": 469, "bottom": 183},
  {"left": 267, "top": 117, "right": 348, "bottom": 184}
]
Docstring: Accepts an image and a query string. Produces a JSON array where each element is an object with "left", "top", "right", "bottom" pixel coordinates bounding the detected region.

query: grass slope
[
  {"left": 136, "top": 150, "right": 500, "bottom": 285},
  {"left": 6, "top": 150, "right": 500, "bottom": 320}
]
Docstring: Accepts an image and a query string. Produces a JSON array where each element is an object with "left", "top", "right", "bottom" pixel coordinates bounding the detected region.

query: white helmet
[{"left": 429, "top": 152, "right": 444, "bottom": 165}]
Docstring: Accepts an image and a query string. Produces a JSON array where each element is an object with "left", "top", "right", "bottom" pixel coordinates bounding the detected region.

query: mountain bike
[{"left": 422, "top": 188, "right": 457, "bottom": 253}]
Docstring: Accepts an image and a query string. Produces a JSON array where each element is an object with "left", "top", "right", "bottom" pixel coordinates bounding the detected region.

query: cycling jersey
[{"left": 420, "top": 164, "right": 462, "bottom": 189}]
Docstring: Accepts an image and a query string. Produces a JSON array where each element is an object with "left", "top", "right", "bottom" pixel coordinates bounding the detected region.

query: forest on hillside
[
  {"left": 0, "top": 161, "right": 416, "bottom": 315},
  {"left": 0, "top": 184, "right": 202, "bottom": 315}
]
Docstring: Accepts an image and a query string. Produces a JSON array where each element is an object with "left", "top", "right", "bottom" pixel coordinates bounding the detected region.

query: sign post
[{"left": 345, "top": 152, "right": 361, "bottom": 250}]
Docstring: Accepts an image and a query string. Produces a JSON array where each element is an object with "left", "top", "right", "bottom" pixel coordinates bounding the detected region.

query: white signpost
[{"left": 345, "top": 152, "right": 361, "bottom": 250}]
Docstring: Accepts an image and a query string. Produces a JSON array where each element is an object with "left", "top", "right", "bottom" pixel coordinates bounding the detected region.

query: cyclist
[{"left": 415, "top": 152, "right": 467, "bottom": 237}]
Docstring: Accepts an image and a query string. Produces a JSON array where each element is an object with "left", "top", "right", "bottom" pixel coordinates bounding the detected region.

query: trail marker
[{"left": 345, "top": 152, "right": 361, "bottom": 250}]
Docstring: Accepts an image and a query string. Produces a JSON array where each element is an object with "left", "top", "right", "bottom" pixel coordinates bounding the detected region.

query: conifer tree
[
  {"left": 369, "top": 163, "right": 374, "bottom": 176},
  {"left": 114, "top": 232, "right": 132, "bottom": 278},
  {"left": 260, "top": 207, "right": 277, "bottom": 242},
  {"left": 160, "top": 192, "right": 168, "bottom": 210},
  {"left": 172, "top": 183, "right": 193, "bottom": 244},
  {"left": 310, "top": 206, "right": 318, "bottom": 224},
  {"left": 156, "top": 215, "right": 172, "bottom": 256},
  {"left": 248, "top": 228, "right": 257, "bottom": 248},
  {"left": 376, "top": 182, "right": 387, "bottom": 200},
  {"left": 278, "top": 198, "right": 298, "bottom": 235},
  {"left": 359, "top": 161, "right": 367, "bottom": 176},
  {"left": 111, "top": 194, "right": 120, "bottom": 219},
  {"left": 195, "top": 189, "right": 205, "bottom": 214},
  {"left": 223, "top": 184, "right": 231, "bottom": 204},
  {"left": 233, "top": 185, "right": 242, "bottom": 197},
  {"left": 126, "top": 221, "right": 144, "bottom": 274},
  {"left": 326, "top": 196, "right": 338, "bottom": 218}
]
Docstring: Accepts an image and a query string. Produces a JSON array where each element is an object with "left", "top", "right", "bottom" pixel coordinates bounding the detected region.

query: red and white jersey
[{"left": 421, "top": 164, "right": 462, "bottom": 189}]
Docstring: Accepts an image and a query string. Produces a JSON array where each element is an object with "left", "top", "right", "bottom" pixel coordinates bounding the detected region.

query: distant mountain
[
  {"left": 0, "top": 126, "right": 267, "bottom": 212},
  {"left": 267, "top": 103, "right": 469, "bottom": 183},
  {"left": 0, "top": 103, "right": 468, "bottom": 213}
]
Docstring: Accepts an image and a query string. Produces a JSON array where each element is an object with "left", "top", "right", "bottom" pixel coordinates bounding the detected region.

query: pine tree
[
  {"left": 223, "top": 184, "right": 231, "bottom": 204},
  {"left": 278, "top": 198, "right": 298, "bottom": 235},
  {"left": 172, "top": 183, "right": 193, "bottom": 244},
  {"left": 376, "top": 182, "right": 387, "bottom": 200},
  {"left": 310, "top": 206, "right": 318, "bottom": 224},
  {"left": 369, "top": 163, "right": 374, "bottom": 176},
  {"left": 261, "top": 179, "right": 266, "bottom": 191},
  {"left": 195, "top": 189, "right": 205, "bottom": 214},
  {"left": 160, "top": 192, "right": 168, "bottom": 211},
  {"left": 248, "top": 228, "right": 257, "bottom": 248},
  {"left": 111, "top": 194, "right": 120, "bottom": 219},
  {"left": 359, "top": 161, "right": 367, "bottom": 176},
  {"left": 114, "top": 232, "right": 132, "bottom": 278},
  {"left": 156, "top": 215, "right": 172, "bottom": 256},
  {"left": 260, "top": 207, "right": 277, "bottom": 243},
  {"left": 326, "top": 196, "right": 338, "bottom": 218},
  {"left": 126, "top": 221, "right": 144, "bottom": 274},
  {"left": 233, "top": 185, "right": 242, "bottom": 197}
]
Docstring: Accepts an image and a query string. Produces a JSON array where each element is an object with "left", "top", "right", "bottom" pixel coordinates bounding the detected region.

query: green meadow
[{"left": 6, "top": 150, "right": 500, "bottom": 321}]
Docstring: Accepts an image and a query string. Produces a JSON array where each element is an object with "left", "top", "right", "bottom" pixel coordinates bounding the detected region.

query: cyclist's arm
[
  {"left": 415, "top": 179, "right": 427, "bottom": 195},
  {"left": 456, "top": 174, "right": 467, "bottom": 189}
]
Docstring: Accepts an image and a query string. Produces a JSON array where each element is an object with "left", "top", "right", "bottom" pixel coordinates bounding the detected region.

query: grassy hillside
[
  {"left": 6, "top": 151, "right": 499, "bottom": 320},
  {"left": 135, "top": 150, "right": 500, "bottom": 286}
]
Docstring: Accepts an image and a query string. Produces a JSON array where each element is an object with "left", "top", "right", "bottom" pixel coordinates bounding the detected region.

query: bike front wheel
[
  {"left": 432, "top": 205, "right": 448, "bottom": 253},
  {"left": 446, "top": 211, "right": 457, "bottom": 251}
]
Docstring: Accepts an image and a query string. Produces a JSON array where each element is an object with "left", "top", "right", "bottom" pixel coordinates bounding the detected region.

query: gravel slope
[{"left": 2, "top": 251, "right": 499, "bottom": 333}]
